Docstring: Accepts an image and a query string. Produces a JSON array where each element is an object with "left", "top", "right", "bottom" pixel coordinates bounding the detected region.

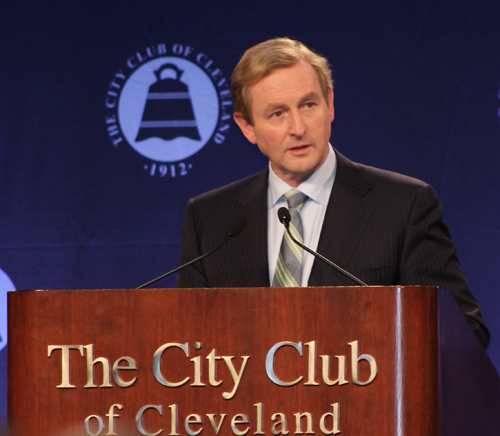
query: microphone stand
[{"left": 279, "top": 207, "right": 367, "bottom": 286}]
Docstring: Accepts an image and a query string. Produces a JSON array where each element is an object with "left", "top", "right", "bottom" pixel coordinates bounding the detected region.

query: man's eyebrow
[
  {"left": 300, "top": 91, "right": 321, "bottom": 103},
  {"left": 262, "top": 92, "right": 321, "bottom": 114},
  {"left": 263, "top": 103, "right": 288, "bottom": 114}
]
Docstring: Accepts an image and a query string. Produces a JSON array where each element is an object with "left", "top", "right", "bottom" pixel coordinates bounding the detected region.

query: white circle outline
[
  {"left": 118, "top": 57, "right": 220, "bottom": 162},
  {"left": 0, "top": 269, "right": 15, "bottom": 350}
]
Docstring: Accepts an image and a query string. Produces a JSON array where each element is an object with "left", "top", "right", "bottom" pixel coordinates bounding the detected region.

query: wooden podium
[{"left": 8, "top": 286, "right": 500, "bottom": 435}]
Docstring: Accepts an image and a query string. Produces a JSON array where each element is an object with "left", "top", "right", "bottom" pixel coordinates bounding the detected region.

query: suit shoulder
[
  {"left": 338, "top": 151, "right": 428, "bottom": 189},
  {"left": 357, "top": 163, "right": 443, "bottom": 218},
  {"left": 356, "top": 161, "right": 429, "bottom": 190},
  {"left": 334, "top": 150, "right": 437, "bottom": 208},
  {"left": 188, "top": 169, "right": 268, "bottom": 207}
]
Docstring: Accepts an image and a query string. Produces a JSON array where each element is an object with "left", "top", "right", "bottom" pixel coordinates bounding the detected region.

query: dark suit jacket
[{"left": 177, "top": 150, "right": 490, "bottom": 348}]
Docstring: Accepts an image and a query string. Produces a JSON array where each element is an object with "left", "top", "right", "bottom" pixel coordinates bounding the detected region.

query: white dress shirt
[{"left": 267, "top": 145, "right": 337, "bottom": 286}]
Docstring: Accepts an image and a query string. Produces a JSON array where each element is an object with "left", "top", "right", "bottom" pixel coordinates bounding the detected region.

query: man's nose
[{"left": 289, "top": 111, "right": 306, "bottom": 137}]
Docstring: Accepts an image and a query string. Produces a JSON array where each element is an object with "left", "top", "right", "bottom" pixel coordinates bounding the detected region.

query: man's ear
[
  {"left": 328, "top": 89, "right": 335, "bottom": 122},
  {"left": 234, "top": 112, "right": 257, "bottom": 144}
]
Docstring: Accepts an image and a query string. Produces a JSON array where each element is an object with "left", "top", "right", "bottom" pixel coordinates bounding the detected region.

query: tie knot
[{"left": 284, "top": 189, "right": 308, "bottom": 210}]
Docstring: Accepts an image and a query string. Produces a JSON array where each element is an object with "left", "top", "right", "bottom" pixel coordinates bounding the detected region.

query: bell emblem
[{"left": 136, "top": 63, "right": 201, "bottom": 142}]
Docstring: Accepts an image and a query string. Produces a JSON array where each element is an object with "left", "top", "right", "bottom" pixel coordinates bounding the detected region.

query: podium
[{"left": 8, "top": 286, "right": 500, "bottom": 435}]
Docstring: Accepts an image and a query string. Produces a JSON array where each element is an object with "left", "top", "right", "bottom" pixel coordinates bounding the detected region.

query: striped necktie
[{"left": 272, "top": 189, "right": 309, "bottom": 287}]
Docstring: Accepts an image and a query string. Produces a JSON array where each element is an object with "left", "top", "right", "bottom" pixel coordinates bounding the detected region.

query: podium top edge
[{"left": 9, "top": 285, "right": 440, "bottom": 293}]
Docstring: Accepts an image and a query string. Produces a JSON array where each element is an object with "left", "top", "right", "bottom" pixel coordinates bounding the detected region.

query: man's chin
[{"left": 275, "top": 165, "right": 318, "bottom": 186}]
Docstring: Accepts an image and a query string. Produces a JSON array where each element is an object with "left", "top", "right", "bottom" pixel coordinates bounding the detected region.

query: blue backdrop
[{"left": 1, "top": 0, "right": 499, "bottom": 425}]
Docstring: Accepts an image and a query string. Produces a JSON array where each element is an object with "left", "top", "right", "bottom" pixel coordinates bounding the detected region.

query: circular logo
[
  {"left": 118, "top": 57, "right": 219, "bottom": 162},
  {"left": 105, "top": 43, "right": 232, "bottom": 178},
  {"left": 0, "top": 269, "right": 15, "bottom": 351}
]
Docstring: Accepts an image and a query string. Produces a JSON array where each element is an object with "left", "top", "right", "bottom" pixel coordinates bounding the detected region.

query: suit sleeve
[
  {"left": 176, "top": 199, "right": 209, "bottom": 288},
  {"left": 399, "top": 183, "right": 490, "bottom": 348}
]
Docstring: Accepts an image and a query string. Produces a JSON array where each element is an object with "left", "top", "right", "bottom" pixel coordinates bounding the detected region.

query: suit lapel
[
  {"left": 310, "top": 151, "right": 374, "bottom": 286},
  {"left": 229, "top": 152, "right": 374, "bottom": 287},
  {"left": 235, "top": 170, "right": 270, "bottom": 287}
]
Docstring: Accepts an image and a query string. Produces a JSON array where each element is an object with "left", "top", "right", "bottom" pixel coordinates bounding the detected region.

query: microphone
[
  {"left": 136, "top": 215, "right": 247, "bottom": 289},
  {"left": 277, "top": 207, "right": 367, "bottom": 286}
]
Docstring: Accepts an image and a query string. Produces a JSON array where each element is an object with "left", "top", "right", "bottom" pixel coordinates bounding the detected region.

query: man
[{"left": 177, "top": 38, "right": 489, "bottom": 348}]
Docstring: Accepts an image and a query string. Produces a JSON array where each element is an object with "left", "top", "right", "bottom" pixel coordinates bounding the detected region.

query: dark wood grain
[{"left": 7, "top": 286, "right": 499, "bottom": 435}]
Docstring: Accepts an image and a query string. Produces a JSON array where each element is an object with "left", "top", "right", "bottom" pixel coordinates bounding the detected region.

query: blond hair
[{"left": 231, "top": 37, "right": 333, "bottom": 124}]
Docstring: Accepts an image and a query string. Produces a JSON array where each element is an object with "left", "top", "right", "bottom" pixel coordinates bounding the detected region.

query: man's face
[{"left": 234, "top": 61, "right": 334, "bottom": 187}]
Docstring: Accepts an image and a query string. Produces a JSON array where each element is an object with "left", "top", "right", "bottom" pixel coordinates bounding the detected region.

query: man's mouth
[{"left": 289, "top": 144, "right": 310, "bottom": 152}]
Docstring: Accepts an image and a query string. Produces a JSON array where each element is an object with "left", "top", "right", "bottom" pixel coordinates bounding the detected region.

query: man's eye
[
  {"left": 304, "top": 102, "right": 315, "bottom": 108},
  {"left": 272, "top": 111, "right": 282, "bottom": 118}
]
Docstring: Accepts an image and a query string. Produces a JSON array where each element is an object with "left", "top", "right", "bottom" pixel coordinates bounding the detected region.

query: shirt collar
[{"left": 268, "top": 144, "right": 337, "bottom": 208}]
